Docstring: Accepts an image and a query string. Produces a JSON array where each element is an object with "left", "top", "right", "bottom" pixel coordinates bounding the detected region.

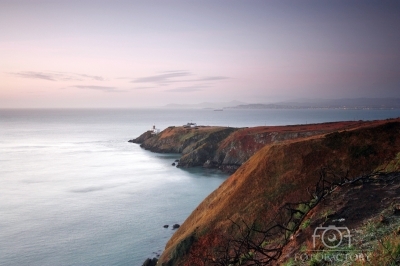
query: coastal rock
[
  {"left": 128, "top": 131, "right": 153, "bottom": 144},
  {"left": 163, "top": 225, "right": 169, "bottom": 228},
  {"left": 203, "top": 159, "right": 219, "bottom": 168},
  {"left": 172, "top": 224, "right": 180, "bottom": 230},
  {"left": 136, "top": 126, "right": 238, "bottom": 168},
  {"left": 142, "top": 257, "right": 158, "bottom": 266}
]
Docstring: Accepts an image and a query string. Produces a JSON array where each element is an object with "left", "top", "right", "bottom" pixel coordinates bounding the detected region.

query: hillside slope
[
  {"left": 130, "top": 120, "right": 382, "bottom": 172},
  {"left": 275, "top": 171, "right": 400, "bottom": 265},
  {"left": 157, "top": 118, "right": 400, "bottom": 265}
]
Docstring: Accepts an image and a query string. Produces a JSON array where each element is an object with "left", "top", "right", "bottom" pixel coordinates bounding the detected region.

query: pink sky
[{"left": 1, "top": 0, "right": 399, "bottom": 108}]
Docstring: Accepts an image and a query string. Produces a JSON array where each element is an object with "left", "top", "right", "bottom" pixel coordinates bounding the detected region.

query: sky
[{"left": 1, "top": 0, "right": 399, "bottom": 108}]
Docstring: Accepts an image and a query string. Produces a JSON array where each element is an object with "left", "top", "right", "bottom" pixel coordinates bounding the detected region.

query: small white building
[
  {"left": 183, "top": 122, "right": 197, "bottom": 128},
  {"left": 151, "top": 124, "right": 160, "bottom": 135}
]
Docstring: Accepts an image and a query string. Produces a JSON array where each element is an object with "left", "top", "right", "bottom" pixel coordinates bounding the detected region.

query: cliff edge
[
  {"left": 156, "top": 118, "right": 400, "bottom": 265},
  {"left": 129, "top": 121, "right": 379, "bottom": 172}
]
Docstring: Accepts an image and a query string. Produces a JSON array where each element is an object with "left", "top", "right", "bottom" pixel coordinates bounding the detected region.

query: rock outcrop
[
  {"left": 141, "top": 257, "right": 158, "bottom": 266},
  {"left": 172, "top": 224, "right": 180, "bottom": 230},
  {"left": 130, "top": 121, "right": 380, "bottom": 172},
  {"left": 128, "top": 130, "right": 153, "bottom": 144},
  {"left": 130, "top": 126, "right": 238, "bottom": 168},
  {"left": 156, "top": 118, "right": 400, "bottom": 265}
]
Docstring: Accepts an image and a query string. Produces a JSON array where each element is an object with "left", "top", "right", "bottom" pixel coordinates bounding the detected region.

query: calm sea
[{"left": 1, "top": 108, "right": 399, "bottom": 266}]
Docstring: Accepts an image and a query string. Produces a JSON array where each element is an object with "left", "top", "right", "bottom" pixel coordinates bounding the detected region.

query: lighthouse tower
[{"left": 151, "top": 124, "right": 160, "bottom": 135}]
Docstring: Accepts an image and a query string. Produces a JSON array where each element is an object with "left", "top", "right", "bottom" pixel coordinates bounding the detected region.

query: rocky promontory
[
  {"left": 130, "top": 126, "right": 238, "bottom": 169},
  {"left": 129, "top": 120, "right": 385, "bottom": 172},
  {"left": 156, "top": 118, "right": 400, "bottom": 265}
]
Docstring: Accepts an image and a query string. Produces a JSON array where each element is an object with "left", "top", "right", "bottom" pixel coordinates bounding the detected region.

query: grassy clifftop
[
  {"left": 157, "top": 118, "right": 400, "bottom": 265},
  {"left": 130, "top": 120, "right": 382, "bottom": 172}
]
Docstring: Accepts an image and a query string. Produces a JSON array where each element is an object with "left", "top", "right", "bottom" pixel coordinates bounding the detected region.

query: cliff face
[
  {"left": 208, "top": 121, "right": 372, "bottom": 171},
  {"left": 130, "top": 126, "right": 238, "bottom": 167},
  {"left": 130, "top": 121, "right": 377, "bottom": 171},
  {"left": 157, "top": 118, "right": 400, "bottom": 265}
]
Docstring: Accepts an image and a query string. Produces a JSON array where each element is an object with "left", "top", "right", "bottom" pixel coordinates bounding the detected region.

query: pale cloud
[
  {"left": 165, "top": 84, "right": 211, "bottom": 93},
  {"left": 9, "top": 71, "right": 104, "bottom": 82},
  {"left": 198, "top": 76, "right": 229, "bottom": 81},
  {"left": 132, "top": 86, "right": 156, "bottom": 90},
  {"left": 74, "top": 73, "right": 104, "bottom": 81},
  {"left": 132, "top": 71, "right": 191, "bottom": 84},
  {"left": 73, "top": 85, "right": 124, "bottom": 92},
  {"left": 164, "top": 76, "right": 230, "bottom": 84},
  {"left": 11, "top": 71, "right": 56, "bottom": 81},
  {"left": 132, "top": 71, "right": 230, "bottom": 87}
]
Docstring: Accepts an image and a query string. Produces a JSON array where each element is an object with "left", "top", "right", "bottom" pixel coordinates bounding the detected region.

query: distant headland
[
  {"left": 134, "top": 118, "right": 400, "bottom": 265},
  {"left": 129, "top": 119, "right": 398, "bottom": 173}
]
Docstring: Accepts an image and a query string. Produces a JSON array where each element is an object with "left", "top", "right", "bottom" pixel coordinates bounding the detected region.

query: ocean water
[{"left": 1, "top": 108, "right": 400, "bottom": 266}]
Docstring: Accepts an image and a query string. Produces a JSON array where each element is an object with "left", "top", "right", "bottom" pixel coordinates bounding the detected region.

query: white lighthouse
[{"left": 151, "top": 124, "right": 160, "bottom": 135}]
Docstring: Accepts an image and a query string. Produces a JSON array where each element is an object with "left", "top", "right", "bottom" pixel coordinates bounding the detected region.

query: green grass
[
  {"left": 282, "top": 258, "right": 295, "bottom": 266},
  {"left": 379, "top": 152, "right": 400, "bottom": 172},
  {"left": 301, "top": 219, "right": 311, "bottom": 229}
]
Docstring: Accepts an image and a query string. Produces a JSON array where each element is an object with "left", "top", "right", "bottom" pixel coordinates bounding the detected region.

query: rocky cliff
[
  {"left": 156, "top": 118, "right": 400, "bottom": 265},
  {"left": 130, "top": 126, "right": 238, "bottom": 167},
  {"left": 130, "top": 121, "right": 376, "bottom": 172}
]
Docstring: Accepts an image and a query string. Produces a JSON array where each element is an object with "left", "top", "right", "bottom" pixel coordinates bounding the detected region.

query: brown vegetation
[
  {"left": 131, "top": 119, "right": 396, "bottom": 172},
  {"left": 157, "top": 118, "right": 400, "bottom": 265}
]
